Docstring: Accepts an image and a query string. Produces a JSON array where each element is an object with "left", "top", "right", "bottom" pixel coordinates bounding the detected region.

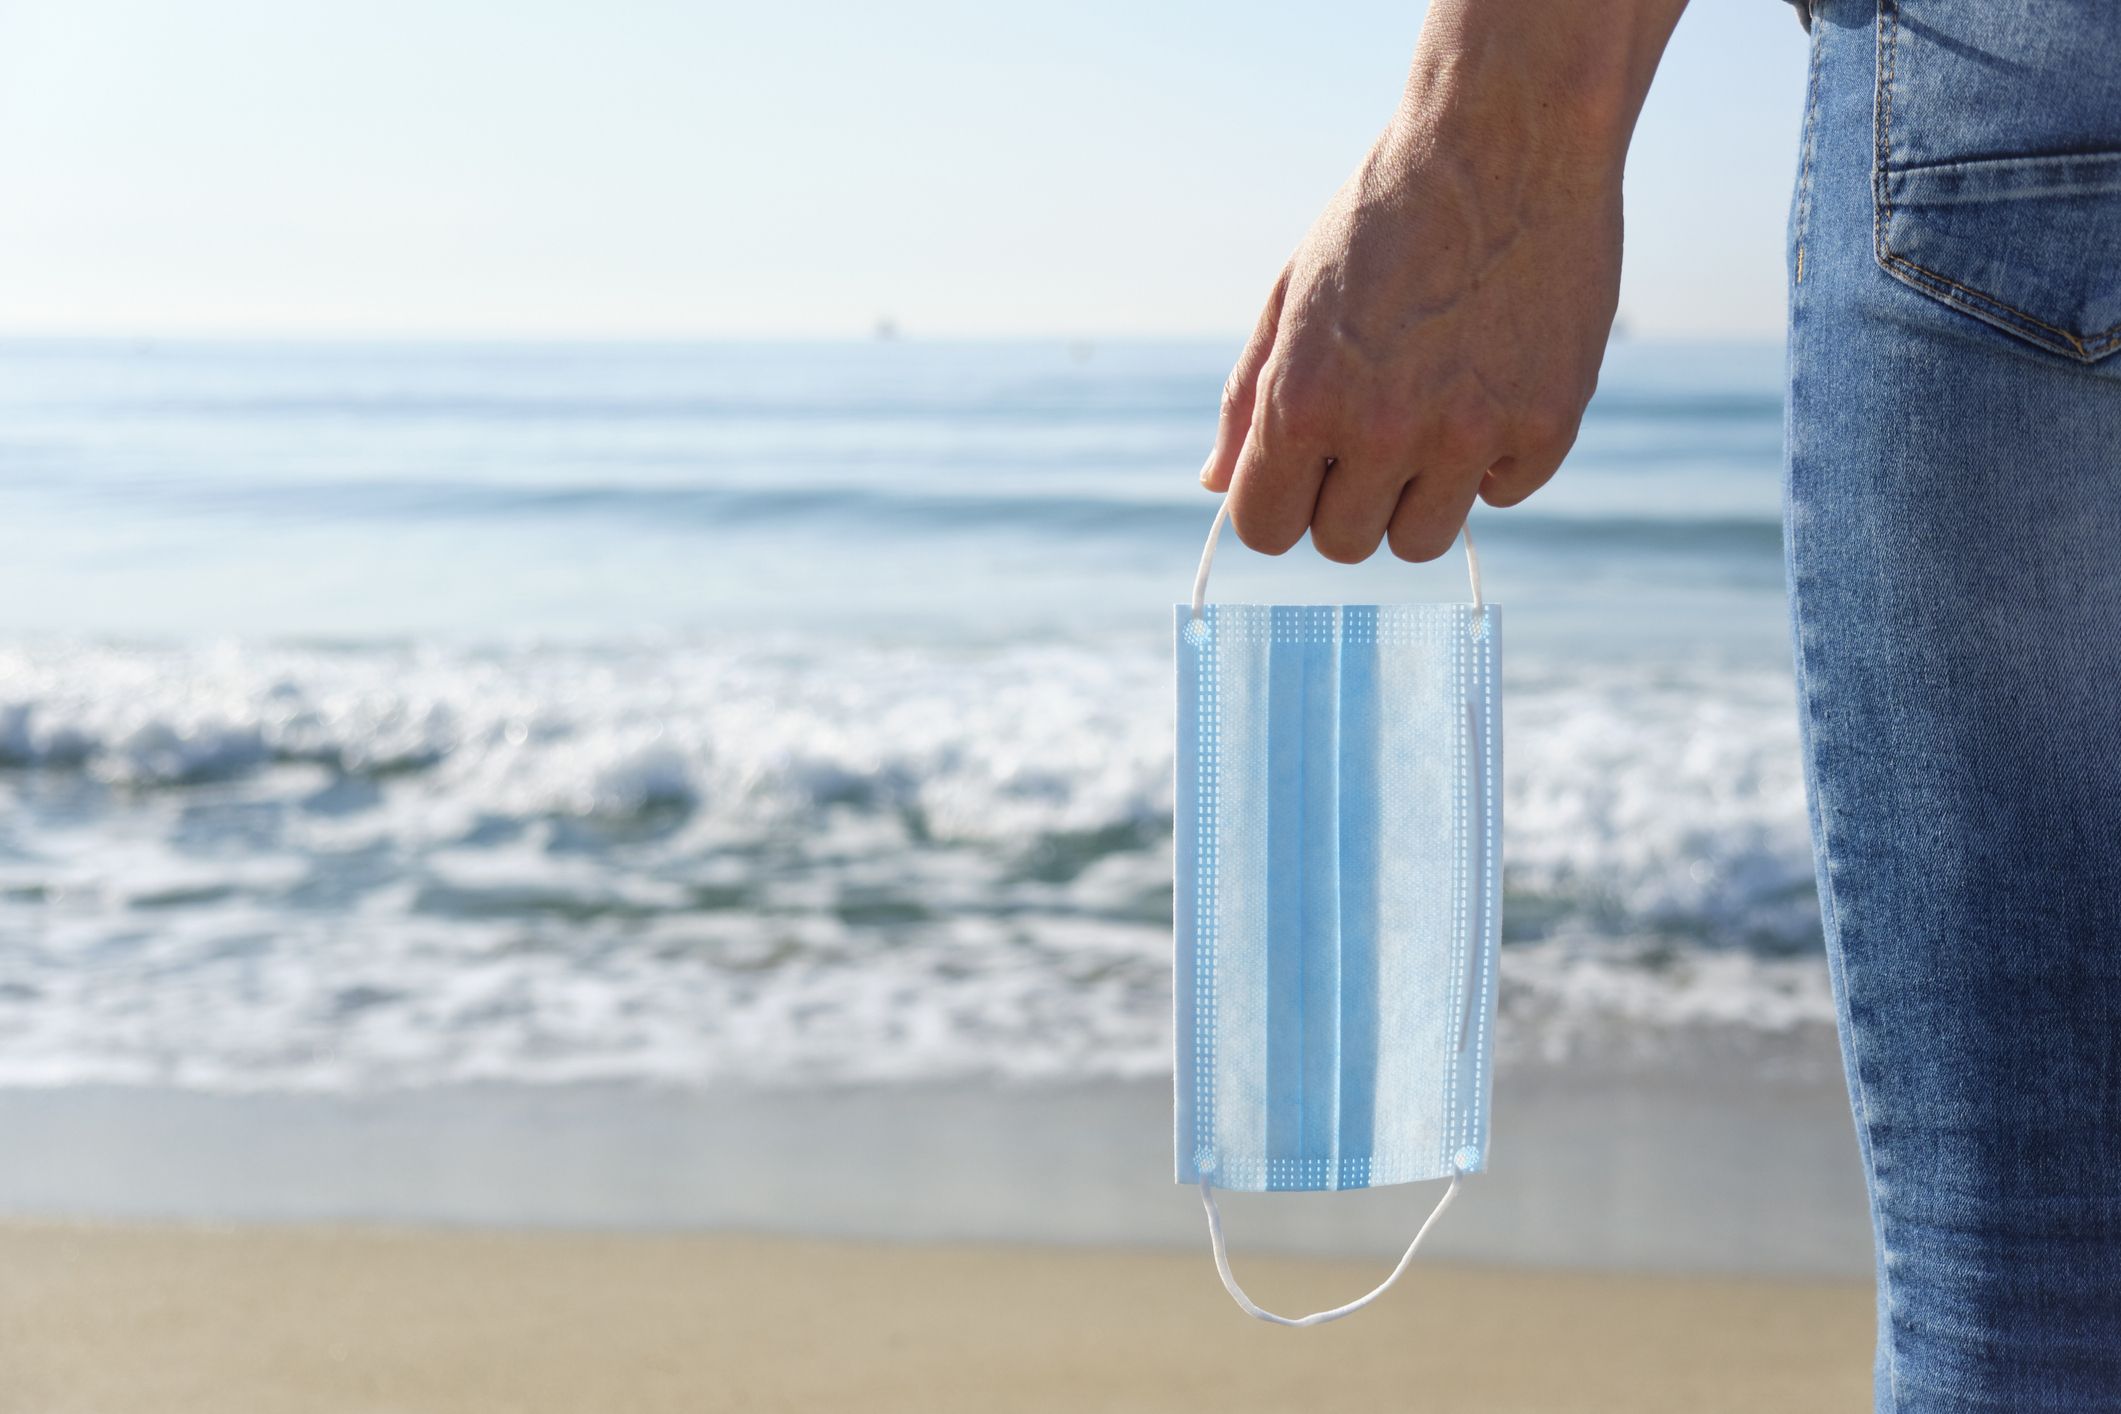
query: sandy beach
[
  {"left": 0, "top": 1220, "right": 1870, "bottom": 1414},
  {"left": 0, "top": 1073, "right": 1876, "bottom": 1408},
  {"left": 0, "top": 337, "right": 1869, "bottom": 1410}
]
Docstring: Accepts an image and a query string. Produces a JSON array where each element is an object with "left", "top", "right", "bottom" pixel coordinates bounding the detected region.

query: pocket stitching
[
  {"left": 1877, "top": 252, "right": 2117, "bottom": 358},
  {"left": 1872, "top": 0, "right": 2121, "bottom": 362}
]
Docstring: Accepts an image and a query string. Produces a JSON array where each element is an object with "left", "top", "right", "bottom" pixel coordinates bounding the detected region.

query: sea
[{"left": 0, "top": 336, "right": 1836, "bottom": 1102}]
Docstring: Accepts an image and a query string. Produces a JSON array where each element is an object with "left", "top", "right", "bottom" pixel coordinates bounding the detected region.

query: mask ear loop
[
  {"left": 1197, "top": 1164, "right": 1466, "bottom": 1327},
  {"left": 1189, "top": 499, "right": 1484, "bottom": 617},
  {"left": 1186, "top": 496, "right": 1482, "bottom": 1324}
]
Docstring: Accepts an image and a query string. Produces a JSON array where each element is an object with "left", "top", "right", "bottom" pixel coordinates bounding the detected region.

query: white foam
[{"left": 0, "top": 637, "right": 1829, "bottom": 1091}]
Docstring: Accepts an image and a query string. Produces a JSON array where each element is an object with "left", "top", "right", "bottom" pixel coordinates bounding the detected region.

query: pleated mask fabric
[{"left": 1173, "top": 501, "right": 1501, "bottom": 1326}]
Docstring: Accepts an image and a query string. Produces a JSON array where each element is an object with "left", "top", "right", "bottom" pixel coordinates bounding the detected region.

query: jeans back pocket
[{"left": 1875, "top": 0, "right": 2121, "bottom": 363}]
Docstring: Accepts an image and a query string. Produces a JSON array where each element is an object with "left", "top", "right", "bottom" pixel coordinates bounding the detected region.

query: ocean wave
[{"left": 0, "top": 637, "right": 1825, "bottom": 1091}]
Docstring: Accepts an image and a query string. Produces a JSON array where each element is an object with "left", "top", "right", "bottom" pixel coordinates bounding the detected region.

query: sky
[{"left": 0, "top": 1, "right": 1809, "bottom": 340}]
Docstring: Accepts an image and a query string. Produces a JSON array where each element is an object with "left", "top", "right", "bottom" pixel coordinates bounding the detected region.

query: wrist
[{"left": 1390, "top": 0, "right": 1686, "bottom": 182}]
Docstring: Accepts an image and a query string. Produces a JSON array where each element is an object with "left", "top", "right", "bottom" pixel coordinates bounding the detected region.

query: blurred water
[
  {"left": 0, "top": 337, "right": 1787, "bottom": 651},
  {"left": 0, "top": 338, "right": 1833, "bottom": 1092}
]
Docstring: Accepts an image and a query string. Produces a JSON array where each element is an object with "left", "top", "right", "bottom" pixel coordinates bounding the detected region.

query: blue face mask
[{"left": 1175, "top": 501, "right": 1501, "bottom": 1326}]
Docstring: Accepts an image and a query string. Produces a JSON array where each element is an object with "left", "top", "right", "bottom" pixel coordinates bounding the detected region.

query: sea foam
[{"left": 0, "top": 637, "right": 1832, "bottom": 1091}]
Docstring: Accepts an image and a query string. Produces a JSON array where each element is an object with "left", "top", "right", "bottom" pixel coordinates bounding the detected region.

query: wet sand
[
  {"left": 0, "top": 1220, "right": 1871, "bottom": 1414},
  {"left": 0, "top": 1069, "right": 1871, "bottom": 1275}
]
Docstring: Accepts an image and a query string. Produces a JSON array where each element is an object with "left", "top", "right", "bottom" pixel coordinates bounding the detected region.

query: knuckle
[
  {"left": 1387, "top": 519, "right": 1452, "bottom": 564},
  {"left": 1431, "top": 402, "right": 1500, "bottom": 461},
  {"left": 1354, "top": 399, "right": 1418, "bottom": 453},
  {"left": 1481, "top": 477, "right": 1531, "bottom": 509},
  {"left": 1263, "top": 375, "right": 1329, "bottom": 442},
  {"left": 1518, "top": 402, "right": 1582, "bottom": 455},
  {"left": 1230, "top": 504, "right": 1299, "bottom": 556},
  {"left": 1218, "top": 374, "right": 1252, "bottom": 420},
  {"left": 1311, "top": 523, "right": 1378, "bottom": 565}
]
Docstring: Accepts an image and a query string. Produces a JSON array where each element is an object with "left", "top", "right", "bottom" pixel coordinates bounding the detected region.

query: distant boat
[{"left": 874, "top": 318, "right": 900, "bottom": 342}]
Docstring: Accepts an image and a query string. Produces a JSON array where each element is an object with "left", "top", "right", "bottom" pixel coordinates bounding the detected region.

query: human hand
[{"left": 1200, "top": 0, "right": 1686, "bottom": 563}]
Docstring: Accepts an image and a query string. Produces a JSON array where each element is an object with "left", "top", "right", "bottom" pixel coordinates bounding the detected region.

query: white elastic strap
[
  {"left": 1189, "top": 499, "right": 1232, "bottom": 617},
  {"left": 1188, "top": 498, "right": 1483, "bottom": 617},
  {"left": 1462, "top": 524, "right": 1484, "bottom": 613},
  {"left": 1197, "top": 1167, "right": 1464, "bottom": 1327}
]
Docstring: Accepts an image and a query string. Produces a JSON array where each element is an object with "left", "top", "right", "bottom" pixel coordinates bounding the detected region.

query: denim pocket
[{"left": 1874, "top": 0, "right": 2121, "bottom": 363}]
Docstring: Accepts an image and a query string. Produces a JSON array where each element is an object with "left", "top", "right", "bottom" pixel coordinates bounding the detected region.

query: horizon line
[{"left": 0, "top": 328, "right": 1783, "bottom": 349}]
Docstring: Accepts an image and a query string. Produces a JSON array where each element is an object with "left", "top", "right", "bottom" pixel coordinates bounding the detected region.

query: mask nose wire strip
[
  {"left": 1198, "top": 1166, "right": 1465, "bottom": 1327},
  {"left": 1188, "top": 498, "right": 1483, "bottom": 618}
]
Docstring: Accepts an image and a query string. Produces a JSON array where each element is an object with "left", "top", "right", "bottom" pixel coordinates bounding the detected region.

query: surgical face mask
[{"left": 1174, "top": 501, "right": 1501, "bottom": 1326}]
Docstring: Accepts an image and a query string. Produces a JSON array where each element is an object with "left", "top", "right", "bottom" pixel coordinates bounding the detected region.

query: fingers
[
  {"left": 1386, "top": 458, "right": 1487, "bottom": 564},
  {"left": 1225, "top": 368, "right": 1330, "bottom": 556},
  {"left": 1308, "top": 453, "right": 1411, "bottom": 564},
  {"left": 1374, "top": 397, "right": 1584, "bottom": 556},
  {"left": 1479, "top": 447, "right": 1565, "bottom": 508},
  {"left": 1199, "top": 270, "right": 1290, "bottom": 494},
  {"left": 1481, "top": 401, "right": 1582, "bottom": 507}
]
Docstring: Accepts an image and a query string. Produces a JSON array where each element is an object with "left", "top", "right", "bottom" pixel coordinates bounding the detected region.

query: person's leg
[{"left": 1787, "top": 1, "right": 2121, "bottom": 1408}]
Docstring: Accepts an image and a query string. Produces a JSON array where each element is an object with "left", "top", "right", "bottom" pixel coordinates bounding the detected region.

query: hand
[{"left": 1200, "top": 0, "right": 1685, "bottom": 563}]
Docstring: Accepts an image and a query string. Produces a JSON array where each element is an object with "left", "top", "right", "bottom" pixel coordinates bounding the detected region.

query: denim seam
[
  {"left": 1871, "top": 0, "right": 2121, "bottom": 362},
  {"left": 1788, "top": 466, "right": 1899, "bottom": 1412},
  {"left": 1878, "top": 253, "right": 2119, "bottom": 358},
  {"left": 1799, "top": 651, "right": 1897, "bottom": 1409},
  {"left": 1871, "top": 0, "right": 1896, "bottom": 289},
  {"left": 1792, "top": 0, "right": 1827, "bottom": 283},
  {"left": 1859, "top": 19, "right": 1904, "bottom": 1403},
  {"left": 1888, "top": 148, "right": 2121, "bottom": 177}
]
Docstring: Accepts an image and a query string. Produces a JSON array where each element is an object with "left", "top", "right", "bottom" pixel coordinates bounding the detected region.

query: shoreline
[{"left": 0, "top": 1064, "right": 1870, "bottom": 1276}]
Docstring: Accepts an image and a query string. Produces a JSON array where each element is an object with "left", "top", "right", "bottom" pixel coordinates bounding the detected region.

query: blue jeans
[{"left": 1786, "top": 1, "right": 2121, "bottom": 1407}]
